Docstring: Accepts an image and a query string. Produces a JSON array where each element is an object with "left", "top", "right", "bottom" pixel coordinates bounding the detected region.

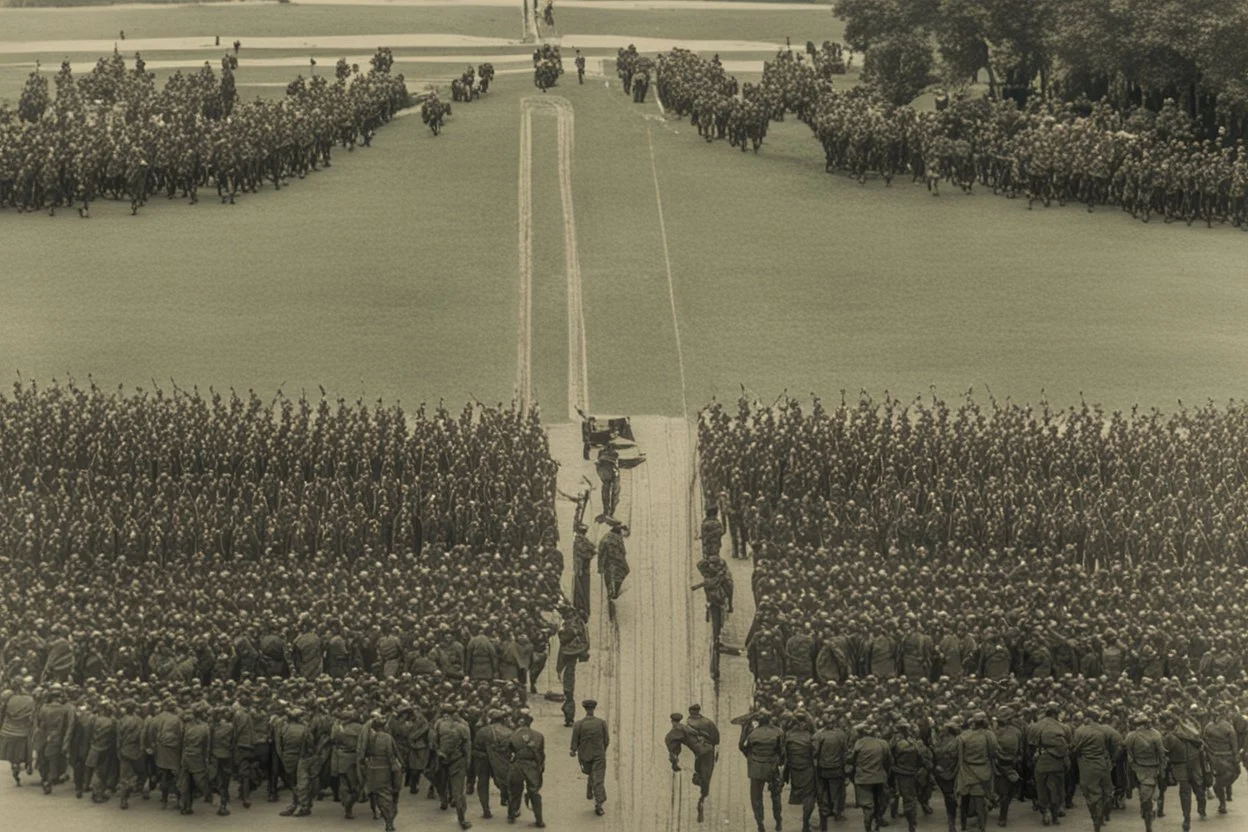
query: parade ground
[{"left": 3, "top": 1, "right": 1248, "bottom": 830}]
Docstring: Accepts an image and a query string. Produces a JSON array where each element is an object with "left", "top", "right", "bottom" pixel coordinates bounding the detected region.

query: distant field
[{"left": 2, "top": 70, "right": 1246, "bottom": 416}]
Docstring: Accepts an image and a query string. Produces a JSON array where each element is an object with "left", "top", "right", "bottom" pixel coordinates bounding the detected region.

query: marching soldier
[
  {"left": 700, "top": 504, "right": 725, "bottom": 558},
  {"left": 572, "top": 521, "right": 595, "bottom": 621},
  {"left": 742, "top": 708, "right": 786, "bottom": 832},
  {"left": 332, "top": 708, "right": 364, "bottom": 819},
  {"left": 993, "top": 706, "right": 1024, "bottom": 827},
  {"left": 1072, "top": 708, "right": 1115, "bottom": 832},
  {"left": 473, "top": 708, "right": 512, "bottom": 819},
  {"left": 177, "top": 702, "right": 211, "bottom": 815},
  {"left": 507, "top": 709, "right": 546, "bottom": 828},
  {"left": 571, "top": 699, "right": 609, "bottom": 815},
  {"left": 210, "top": 705, "right": 237, "bottom": 816},
  {"left": 1204, "top": 704, "right": 1241, "bottom": 815},
  {"left": 596, "top": 445, "right": 621, "bottom": 518},
  {"left": 0, "top": 679, "right": 35, "bottom": 786},
  {"left": 33, "top": 685, "right": 72, "bottom": 795},
  {"left": 432, "top": 703, "right": 473, "bottom": 829},
  {"left": 1161, "top": 710, "right": 1209, "bottom": 830},
  {"left": 556, "top": 608, "right": 590, "bottom": 727},
  {"left": 688, "top": 704, "right": 720, "bottom": 819},
  {"left": 598, "top": 520, "right": 631, "bottom": 601},
  {"left": 1124, "top": 713, "right": 1167, "bottom": 832},
  {"left": 955, "top": 712, "right": 999, "bottom": 832},
  {"left": 891, "top": 720, "right": 933, "bottom": 832},
  {"left": 115, "top": 699, "right": 146, "bottom": 810},
  {"left": 575, "top": 50, "right": 586, "bottom": 84},
  {"left": 358, "top": 712, "right": 402, "bottom": 832},
  {"left": 1029, "top": 702, "right": 1071, "bottom": 827},
  {"left": 849, "top": 722, "right": 891, "bottom": 832},
  {"left": 785, "top": 711, "right": 819, "bottom": 832}
]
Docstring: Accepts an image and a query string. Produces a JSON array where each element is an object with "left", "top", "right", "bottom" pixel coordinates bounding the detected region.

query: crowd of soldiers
[
  {"left": 642, "top": 41, "right": 1248, "bottom": 228},
  {"left": 0, "top": 47, "right": 409, "bottom": 215},
  {"left": 701, "top": 394, "right": 1248, "bottom": 832},
  {"left": 421, "top": 63, "right": 495, "bottom": 137},
  {"left": 615, "top": 45, "right": 655, "bottom": 104},
  {"left": 534, "top": 44, "right": 564, "bottom": 93},
  {"left": 0, "top": 380, "right": 560, "bottom": 565}
]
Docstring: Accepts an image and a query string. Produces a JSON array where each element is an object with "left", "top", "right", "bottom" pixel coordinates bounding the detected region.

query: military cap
[{"left": 582, "top": 699, "right": 597, "bottom": 710}]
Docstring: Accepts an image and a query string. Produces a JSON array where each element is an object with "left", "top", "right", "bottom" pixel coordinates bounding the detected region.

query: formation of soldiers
[
  {"left": 0, "top": 48, "right": 409, "bottom": 215},
  {"left": 701, "top": 394, "right": 1247, "bottom": 831},
  {"left": 641, "top": 41, "right": 1248, "bottom": 229},
  {"left": 0, "top": 665, "right": 568, "bottom": 829},
  {"left": 534, "top": 45, "right": 563, "bottom": 93},
  {"left": 0, "top": 380, "right": 560, "bottom": 566}
]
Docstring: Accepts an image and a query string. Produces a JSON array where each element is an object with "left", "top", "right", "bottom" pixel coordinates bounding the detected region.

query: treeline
[{"left": 834, "top": 0, "right": 1248, "bottom": 139}]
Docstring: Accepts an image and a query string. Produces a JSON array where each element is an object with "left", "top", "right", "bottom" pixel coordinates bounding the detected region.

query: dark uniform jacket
[
  {"left": 571, "top": 715, "right": 609, "bottom": 763},
  {"left": 742, "top": 723, "right": 785, "bottom": 780}
]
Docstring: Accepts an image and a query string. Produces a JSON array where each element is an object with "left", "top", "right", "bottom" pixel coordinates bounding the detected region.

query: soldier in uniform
[
  {"left": 324, "top": 621, "right": 351, "bottom": 679},
  {"left": 332, "top": 708, "right": 363, "bottom": 818},
  {"left": 742, "top": 708, "right": 786, "bottom": 832},
  {"left": 955, "top": 712, "right": 999, "bottom": 832},
  {"left": 292, "top": 618, "right": 323, "bottom": 680},
  {"left": 146, "top": 696, "right": 183, "bottom": 807},
  {"left": 598, "top": 520, "right": 631, "bottom": 601},
  {"left": 178, "top": 702, "right": 212, "bottom": 815},
  {"left": 358, "top": 712, "right": 402, "bottom": 832},
  {"left": 993, "top": 706, "right": 1024, "bottom": 827},
  {"left": 891, "top": 720, "right": 932, "bottom": 832},
  {"left": 687, "top": 703, "right": 720, "bottom": 819},
  {"left": 596, "top": 445, "right": 620, "bottom": 518},
  {"left": 507, "top": 709, "right": 546, "bottom": 828},
  {"left": 813, "top": 710, "right": 849, "bottom": 829},
  {"left": 115, "top": 699, "right": 146, "bottom": 810},
  {"left": 700, "top": 504, "right": 725, "bottom": 558},
  {"left": 210, "top": 705, "right": 236, "bottom": 815},
  {"left": 277, "top": 707, "right": 310, "bottom": 816},
  {"left": 1204, "top": 703, "right": 1240, "bottom": 815},
  {"left": 432, "top": 703, "right": 473, "bottom": 829},
  {"left": 575, "top": 50, "right": 586, "bottom": 84},
  {"left": 87, "top": 699, "right": 118, "bottom": 804},
  {"left": 1161, "top": 710, "right": 1208, "bottom": 830},
  {"left": 473, "top": 708, "right": 512, "bottom": 819},
  {"left": 1124, "top": 713, "right": 1167, "bottom": 832},
  {"left": 785, "top": 710, "right": 818, "bottom": 832},
  {"left": 556, "top": 608, "right": 590, "bottom": 727},
  {"left": 571, "top": 699, "right": 609, "bottom": 815},
  {"left": 572, "top": 522, "right": 595, "bottom": 621},
  {"left": 1072, "top": 708, "right": 1115, "bottom": 832},
  {"left": 849, "top": 722, "right": 891, "bottom": 832},
  {"left": 34, "top": 684, "right": 73, "bottom": 794},
  {"left": 932, "top": 721, "right": 961, "bottom": 832},
  {"left": 1029, "top": 702, "right": 1071, "bottom": 826},
  {"left": 0, "top": 678, "right": 35, "bottom": 786}
]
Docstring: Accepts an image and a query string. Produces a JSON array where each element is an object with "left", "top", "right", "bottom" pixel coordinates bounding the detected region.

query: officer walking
[
  {"left": 432, "top": 703, "right": 473, "bottom": 830},
  {"left": 572, "top": 521, "right": 595, "bottom": 621},
  {"left": 687, "top": 704, "right": 720, "bottom": 820},
  {"left": 849, "top": 722, "right": 892, "bottom": 832},
  {"left": 741, "top": 708, "right": 786, "bottom": 832},
  {"left": 357, "top": 712, "right": 402, "bottom": 832},
  {"left": 1072, "top": 708, "right": 1115, "bottom": 832},
  {"left": 1125, "top": 713, "right": 1167, "bottom": 832},
  {"left": 507, "top": 709, "right": 546, "bottom": 828},
  {"left": 575, "top": 50, "right": 586, "bottom": 84},
  {"left": 473, "top": 709, "right": 513, "bottom": 819},
  {"left": 1028, "top": 702, "right": 1071, "bottom": 827},
  {"left": 571, "top": 699, "right": 609, "bottom": 815}
]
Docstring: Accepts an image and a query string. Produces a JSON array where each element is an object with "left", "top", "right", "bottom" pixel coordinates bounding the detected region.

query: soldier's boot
[
  {"left": 862, "top": 808, "right": 874, "bottom": 832},
  {"left": 699, "top": 797, "right": 707, "bottom": 824},
  {"left": 218, "top": 803, "right": 231, "bottom": 816},
  {"left": 240, "top": 777, "right": 251, "bottom": 809},
  {"left": 1157, "top": 794, "right": 1165, "bottom": 818},
  {"left": 279, "top": 804, "right": 297, "bottom": 816},
  {"left": 371, "top": 795, "right": 380, "bottom": 819},
  {"left": 427, "top": 783, "right": 436, "bottom": 800},
  {"left": 891, "top": 796, "right": 900, "bottom": 819},
  {"left": 906, "top": 808, "right": 918, "bottom": 832},
  {"left": 343, "top": 796, "right": 355, "bottom": 819},
  {"left": 998, "top": 803, "right": 1009, "bottom": 827},
  {"left": 1227, "top": 785, "right": 1233, "bottom": 803},
  {"left": 120, "top": 788, "right": 130, "bottom": 810},
  {"left": 532, "top": 794, "right": 545, "bottom": 828}
]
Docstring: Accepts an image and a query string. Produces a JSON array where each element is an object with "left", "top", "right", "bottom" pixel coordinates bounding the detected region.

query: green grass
[{"left": 2, "top": 40, "right": 1245, "bottom": 417}]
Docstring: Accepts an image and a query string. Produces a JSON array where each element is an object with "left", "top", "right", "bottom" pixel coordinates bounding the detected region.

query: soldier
[
  {"left": 598, "top": 521, "right": 631, "bottom": 601},
  {"left": 87, "top": 699, "right": 118, "bottom": 803},
  {"left": 932, "top": 721, "right": 961, "bottom": 832},
  {"left": 633, "top": 68, "right": 651, "bottom": 103},
  {"left": 473, "top": 708, "right": 512, "bottom": 819},
  {"left": 571, "top": 699, "right": 609, "bottom": 815},
  {"left": 572, "top": 521, "right": 595, "bottom": 621},
  {"left": 232, "top": 692, "right": 261, "bottom": 808},
  {"left": 955, "top": 712, "right": 999, "bottom": 832},
  {"left": 596, "top": 445, "right": 620, "bottom": 518},
  {"left": 556, "top": 608, "right": 590, "bottom": 727},
  {"left": 849, "top": 721, "right": 891, "bottom": 832},
  {"left": 33, "top": 684, "right": 72, "bottom": 794},
  {"left": 358, "top": 712, "right": 402, "bottom": 832},
  {"left": 465, "top": 626, "right": 498, "bottom": 681},
  {"left": 115, "top": 699, "right": 146, "bottom": 810},
  {"left": 1029, "top": 701, "right": 1070, "bottom": 826},
  {"left": 277, "top": 707, "right": 309, "bottom": 816},
  {"left": 785, "top": 710, "right": 818, "bottom": 832},
  {"left": 211, "top": 705, "right": 236, "bottom": 815},
  {"left": 687, "top": 703, "right": 720, "bottom": 820},
  {"left": 813, "top": 710, "right": 849, "bottom": 829},
  {"left": 575, "top": 50, "right": 586, "bottom": 84},
  {"left": 1161, "top": 710, "right": 1208, "bottom": 830},
  {"left": 146, "top": 696, "right": 183, "bottom": 807},
  {"left": 178, "top": 702, "right": 212, "bottom": 815},
  {"left": 993, "top": 706, "right": 1024, "bottom": 827},
  {"left": 1124, "top": 713, "right": 1167, "bottom": 832},
  {"left": 324, "top": 621, "right": 351, "bottom": 679},
  {"left": 891, "top": 720, "right": 932, "bottom": 832},
  {"left": 332, "top": 708, "right": 363, "bottom": 819},
  {"left": 700, "top": 504, "right": 725, "bottom": 558},
  {"left": 1072, "top": 708, "right": 1115, "bottom": 832},
  {"left": 292, "top": 617, "right": 323, "bottom": 680},
  {"left": 507, "top": 709, "right": 545, "bottom": 828},
  {"left": 742, "top": 708, "right": 786, "bottom": 832},
  {"left": 1204, "top": 703, "right": 1240, "bottom": 815},
  {"left": 0, "top": 678, "right": 35, "bottom": 786},
  {"left": 432, "top": 703, "right": 473, "bottom": 829}
]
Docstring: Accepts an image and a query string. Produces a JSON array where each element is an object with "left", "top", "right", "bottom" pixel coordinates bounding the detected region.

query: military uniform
[
  {"left": 814, "top": 723, "right": 850, "bottom": 826},
  {"left": 849, "top": 733, "right": 892, "bottom": 832},
  {"left": 891, "top": 730, "right": 933, "bottom": 832},
  {"left": 786, "top": 719, "right": 819, "bottom": 831},
  {"left": 572, "top": 707, "right": 609, "bottom": 811},
  {"left": 358, "top": 723, "right": 402, "bottom": 832},
  {"left": 178, "top": 713, "right": 211, "bottom": 814},
  {"left": 556, "top": 616, "right": 589, "bottom": 726},
  {"left": 473, "top": 715, "right": 513, "bottom": 817},
  {"left": 1124, "top": 721, "right": 1167, "bottom": 829},
  {"left": 507, "top": 721, "right": 546, "bottom": 826},
  {"left": 33, "top": 693, "right": 73, "bottom": 793},
  {"left": 687, "top": 708, "right": 720, "bottom": 801},
  {"left": 432, "top": 713, "right": 472, "bottom": 826},
  {"left": 211, "top": 712, "right": 236, "bottom": 814},
  {"left": 1029, "top": 713, "right": 1070, "bottom": 825},
  {"left": 332, "top": 716, "right": 363, "bottom": 817},
  {"left": 742, "top": 719, "right": 786, "bottom": 832},
  {"left": 1204, "top": 716, "right": 1240, "bottom": 813},
  {"left": 1163, "top": 719, "right": 1208, "bottom": 828},
  {"left": 1072, "top": 719, "right": 1115, "bottom": 830},
  {"left": 572, "top": 530, "right": 595, "bottom": 621},
  {"left": 87, "top": 708, "right": 117, "bottom": 803}
]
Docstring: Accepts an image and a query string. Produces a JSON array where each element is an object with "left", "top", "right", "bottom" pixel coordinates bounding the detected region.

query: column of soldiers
[
  {"left": 1, "top": 48, "right": 410, "bottom": 216},
  {"left": 630, "top": 39, "right": 1248, "bottom": 229},
  {"left": 732, "top": 694, "right": 1243, "bottom": 832}
]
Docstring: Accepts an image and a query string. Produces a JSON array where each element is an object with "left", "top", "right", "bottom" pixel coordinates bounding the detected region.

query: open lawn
[{"left": 3, "top": 72, "right": 1246, "bottom": 416}]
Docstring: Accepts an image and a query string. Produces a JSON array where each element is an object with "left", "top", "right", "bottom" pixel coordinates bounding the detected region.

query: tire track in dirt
[{"left": 516, "top": 102, "right": 534, "bottom": 408}]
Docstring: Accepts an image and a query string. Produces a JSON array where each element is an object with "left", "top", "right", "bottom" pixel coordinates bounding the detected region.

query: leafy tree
[
  {"left": 862, "top": 32, "right": 935, "bottom": 105},
  {"left": 335, "top": 57, "right": 351, "bottom": 84}
]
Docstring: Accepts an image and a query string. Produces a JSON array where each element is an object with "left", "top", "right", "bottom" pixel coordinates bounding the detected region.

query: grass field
[{"left": 1, "top": 4, "right": 1245, "bottom": 418}]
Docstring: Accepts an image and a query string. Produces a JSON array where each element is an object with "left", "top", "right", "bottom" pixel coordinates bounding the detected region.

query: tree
[
  {"left": 862, "top": 32, "right": 935, "bottom": 105},
  {"left": 834, "top": 0, "right": 939, "bottom": 52}
]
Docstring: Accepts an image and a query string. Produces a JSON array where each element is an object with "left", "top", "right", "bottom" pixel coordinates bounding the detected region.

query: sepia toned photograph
[{"left": 1, "top": 0, "right": 1247, "bottom": 830}]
